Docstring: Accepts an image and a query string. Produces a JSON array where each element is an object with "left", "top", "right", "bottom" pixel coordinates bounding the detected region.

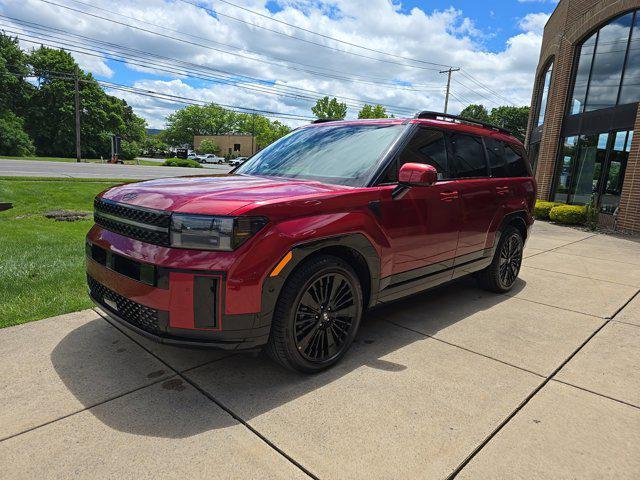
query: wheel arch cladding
[{"left": 258, "top": 234, "right": 381, "bottom": 329}]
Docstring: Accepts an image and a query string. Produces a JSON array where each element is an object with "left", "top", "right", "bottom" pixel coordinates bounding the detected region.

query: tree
[
  {"left": 197, "top": 139, "right": 220, "bottom": 154},
  {"left": 358, "top": 104, "right": 390, "bottom": 119},
  {"left": 0, "top": 34, "right": 32, "bottom": 115},
  {"left": 24, "top": 46, "right": 147, "bottom": 157},
  {"left": 311, "top": 96, "right": 347, "bottom": 120},
  {"left": 236, "top": 114, "right": 291, "bottom": 150},
  {"left": 142, "top": 135, "right": 169, "bottom": 157},
  {"left": 488, "top": 106, "right": 530, "bottom": 140},
  {"left": 0, "top": 110, "right": 35, "bottom": 156},
  {"left": 163, "top": 104, "right": 239, "bottom": 147},
  {"left": 459, "top": 104, "right": 490, "bottom": 123},
  {"left": 119, "top": 140, "right": 141, "bottom": 160}
]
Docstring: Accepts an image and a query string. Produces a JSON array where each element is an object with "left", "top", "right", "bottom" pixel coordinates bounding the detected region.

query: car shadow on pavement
[{"left": 51, "top": 276, "right": 524, "bottom": 438}]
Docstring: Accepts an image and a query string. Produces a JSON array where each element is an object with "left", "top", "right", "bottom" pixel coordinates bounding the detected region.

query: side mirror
[{"left": 398, "top": 163, "right": 438, "bottom": 187}]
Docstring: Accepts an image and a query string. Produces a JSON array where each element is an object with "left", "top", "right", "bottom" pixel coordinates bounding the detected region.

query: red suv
[{"left": 86, "top": 112, "right": 536, "bottom": 372}]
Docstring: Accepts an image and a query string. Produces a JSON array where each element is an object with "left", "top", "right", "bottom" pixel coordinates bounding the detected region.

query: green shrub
[
  {"left": 534, "top": 201, "right": 563, "bottom": 220},
  {"left": 162, "top": 158, "right": 202, "bottom": 168},
  {"left": 549, "top": 205, "right": 587, "bottom": 225}
]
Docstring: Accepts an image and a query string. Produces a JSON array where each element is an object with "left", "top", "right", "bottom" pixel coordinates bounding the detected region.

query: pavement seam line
[
  {"left": 611, "top": 319, "right": 640, "bottom": 328},
  {"left": 521, "top": 264, "right": 640, "bottom": 288},
  {"left": 447, "top": 287, "right": 640, "bottom": 479},
  {"left": 0, "top": 374, "right": 174, "bottom": 444},
  {"left": 528, "top": 248, "right": 640, "bottom": 267},
  {"left": 550, "top": 379, "right": 640, "bottom": 411},
  {"left": 94, "top": 309, "right": 319, "bottom": 480},
  {"left": 500, "top": 293, "right": 605, "bottom": 318},
  {"left": 522, "top": 232, "right": 599, "bottom": 260},
  {"left": 383, "top": 319, "right": 546, "bottom": 378}
]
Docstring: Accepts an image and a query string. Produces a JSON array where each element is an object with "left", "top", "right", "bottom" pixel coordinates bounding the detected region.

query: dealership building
[{"left": 527, "top": 0, "right": 640, "bottom": 232}]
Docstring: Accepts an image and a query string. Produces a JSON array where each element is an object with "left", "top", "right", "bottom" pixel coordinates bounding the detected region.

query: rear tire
[
  {"left": 477, "top": 226, "right": 523, "bottom": 293},
  {"left": 266, "top": 255, "right": 363, "bottom": 373}
]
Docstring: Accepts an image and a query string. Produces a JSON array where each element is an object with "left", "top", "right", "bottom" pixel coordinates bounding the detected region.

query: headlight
[{"left": 170, "top": 214, "right": 268, "bottom": 251}]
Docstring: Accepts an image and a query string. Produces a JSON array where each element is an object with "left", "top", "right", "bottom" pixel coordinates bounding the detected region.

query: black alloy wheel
[
  {"left": 293, "top": 272, "right": 357, "bottom": 362},
  {"left": 498, "top": 233, "right": 523, "bottom": 289},
  {"left": 477, "top": 225, "right": 524, "bottom": 293},
  {"left": 266, "top": 255, "right": 363, "bottom": 373}
]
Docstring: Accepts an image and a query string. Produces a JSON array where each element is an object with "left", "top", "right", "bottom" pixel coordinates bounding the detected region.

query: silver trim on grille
[{"left": 94, "top": 211, "right": 169, "bottom": 232}]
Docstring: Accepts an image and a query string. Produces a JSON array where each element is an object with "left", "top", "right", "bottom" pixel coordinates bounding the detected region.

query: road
[
  {"left": 2, "top": 222, "right": 640, "bottom": 478},
  {"left": 0, "top": 159, "right": 233, "bottom": 179}
]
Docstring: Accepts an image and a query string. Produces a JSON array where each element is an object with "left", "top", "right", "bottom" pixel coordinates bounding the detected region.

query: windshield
[{"left": 235, "top": 124, "right": 406, "bottom": 186}]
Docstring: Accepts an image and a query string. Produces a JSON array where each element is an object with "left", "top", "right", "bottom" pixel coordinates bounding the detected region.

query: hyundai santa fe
[{"left": 86, "top": 112, "right": 536, "bottom": 373}]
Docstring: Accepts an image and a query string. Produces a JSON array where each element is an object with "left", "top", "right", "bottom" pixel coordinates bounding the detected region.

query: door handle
[
  {"left": 440, "top": 191, "right": 459, "bottom": 202},
  {"left": 495, "top": 186, "right": 510, "bottom": 196}
]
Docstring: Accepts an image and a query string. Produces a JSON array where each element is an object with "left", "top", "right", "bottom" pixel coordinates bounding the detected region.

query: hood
[{"left": 100, "top": 175, "right": 351, "bottom": 215}]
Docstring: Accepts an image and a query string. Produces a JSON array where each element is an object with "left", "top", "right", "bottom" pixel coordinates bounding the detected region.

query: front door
[{"left": 375, "top": 127, "right": 461, "bottom": 280}]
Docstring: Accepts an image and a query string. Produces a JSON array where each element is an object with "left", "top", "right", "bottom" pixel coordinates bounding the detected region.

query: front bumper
[{"left": 86, "top": 240, "right": 270, "bottom": 350}]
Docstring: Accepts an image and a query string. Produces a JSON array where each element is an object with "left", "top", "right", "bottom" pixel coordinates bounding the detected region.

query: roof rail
[
  {"left": 414, "top": 111, "right": 513, "bottom": 136},
  {"left": 311, "top": 118, "right": 340, "bottom": 124}
]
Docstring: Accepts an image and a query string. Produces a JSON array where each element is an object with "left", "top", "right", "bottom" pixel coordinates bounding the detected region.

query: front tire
[
  {"left": 266, "top": 255, "right": 363, "bottom": 373},
  {"left": 477, "top": 226, "right": 523, "bottom": 293}
]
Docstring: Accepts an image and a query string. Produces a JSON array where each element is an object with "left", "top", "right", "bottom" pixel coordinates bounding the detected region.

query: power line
[
  {"left": 57, "top": 0, "right": 443, "bottom": 89},
  {"left": 3, "top": 25, "right": 422, "bottom": 116},
  {"left": 192, "top": 0, "right": 456, "bottom": 69},
  {"left": 35, "top": 0, "right": 450, "bottom": 74},
  {"left": 13, "top": 68, "right": 317, "bottom": 121},
  {"left": 458, "top": 71, "right": 517, "bottom": 106}
]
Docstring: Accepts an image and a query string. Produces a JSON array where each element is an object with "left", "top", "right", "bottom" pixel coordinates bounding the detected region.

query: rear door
[
  {"left": 447, "top": 132, "right": 500, "bottom": 260},
  {"left": 376, "top": 126, "right": 461, "bottom": 277}
]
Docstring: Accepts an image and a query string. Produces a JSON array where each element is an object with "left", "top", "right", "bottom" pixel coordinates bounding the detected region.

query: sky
[{"left": 0, "top": 0, "right": 559, "bottom": 129}]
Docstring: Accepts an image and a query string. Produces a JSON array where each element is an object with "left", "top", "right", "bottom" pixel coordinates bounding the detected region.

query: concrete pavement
[
  {"left": 0, "top": 159, "right": 233, "bottom": 179},
  {"left": 1, "top": 222, "right": 639, "bottom": 479}
]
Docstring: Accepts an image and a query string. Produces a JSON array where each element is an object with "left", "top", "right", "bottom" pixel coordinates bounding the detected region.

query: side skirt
[{"left": 375, "top": 249, "right": 493, "bottom": 304}]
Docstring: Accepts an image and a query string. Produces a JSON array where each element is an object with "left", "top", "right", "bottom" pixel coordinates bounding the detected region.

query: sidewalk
[{"left": 1, "top": 222, "right": 639, "bottom": 479}]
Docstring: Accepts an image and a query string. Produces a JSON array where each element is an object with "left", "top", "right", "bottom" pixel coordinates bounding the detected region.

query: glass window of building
[
  {"left": 537, "top": 63, "right": 553, "bottom": 126},
  {"left": 571, "top": 35, "right": 597, "bottom": 114},
  {"left": 553, "top": 130, "right": 634, "bottom": 213},
  {"left": 600, "top": 131, "right": 633, "bottom": 214},
  {"left": 570, "top": 11, "right": 640, "bottom": 114},
  {"left": 554, "top": 136, "right": 578, "bottom": 202},
  {"left": 584, "top": 13, "right": 633, "bottom": 112},
  {"left": 620, "top": 14, "right": 640, "bottom": 105},
  {"left": 528, "top": 142, "right": 540, "bottom": 174}
]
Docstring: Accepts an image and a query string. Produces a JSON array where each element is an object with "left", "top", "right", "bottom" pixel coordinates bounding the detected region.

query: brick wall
[
  {"left": 618, "top": 111, "right": 640, "bottom": 232},
  {"left": 527, "top": 0, "right": 640, "bottom": 232}
]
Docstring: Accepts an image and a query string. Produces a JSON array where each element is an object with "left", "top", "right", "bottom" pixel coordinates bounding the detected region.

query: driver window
[{"left": 380, "top": 128, "right": 448, "bottom": 183}]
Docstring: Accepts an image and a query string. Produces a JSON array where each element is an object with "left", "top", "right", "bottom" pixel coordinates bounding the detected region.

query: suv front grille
[
  {"left": 88, "top": 275, "right": 161, "bottom": 335},
  {"left": 94, "top": 197, "right": 171, "bottom": 246}
]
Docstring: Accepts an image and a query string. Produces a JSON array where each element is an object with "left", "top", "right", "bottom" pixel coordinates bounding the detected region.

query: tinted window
[
  {"left": 399, "top": 128, "right": 448, "bottom": 175},
  {"left": 448, "top": 133, "right": 487, "bottom": 178},
  {"left": 504, "top": 144, "right": 529, "bottom": 177},
  {"left": 485, "top": 138, "right": 508, "bottom": 177}
]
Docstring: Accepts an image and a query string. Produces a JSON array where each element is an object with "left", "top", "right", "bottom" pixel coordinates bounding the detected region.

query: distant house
[{"left": 194, "top": 134, "right": 256, "bottom": 157}]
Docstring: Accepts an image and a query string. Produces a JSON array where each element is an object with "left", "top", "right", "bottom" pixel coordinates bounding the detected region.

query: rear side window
[
  {"left": 485, "top": 138, "right": 508, "bottom": 177},
  {"left": 448, "top": 133, "right": 487, "bottom": 178},
  {"left": 504, "top": 143, "right": 530, "bottom": 177},
  {"left": 399, "top": 128, "right": 448, "bottom": 175}
]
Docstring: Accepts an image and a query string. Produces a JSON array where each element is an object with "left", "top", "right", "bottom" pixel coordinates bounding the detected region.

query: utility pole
[
  {"left": 74, "top": 70, "right": 81, "bottom": 163},
  {"left": 439, "top": 67, "right": 460, "bottom": 114},
  {"left": 251, "top": 113, "right": 256, "bottom": 155}
]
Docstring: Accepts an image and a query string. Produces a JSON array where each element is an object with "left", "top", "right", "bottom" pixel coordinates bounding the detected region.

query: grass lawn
[{"left": 0, "top": 176, "right": 134, "bottom": 328}]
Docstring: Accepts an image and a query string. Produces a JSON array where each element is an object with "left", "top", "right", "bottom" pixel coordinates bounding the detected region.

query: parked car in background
[
  {"left": 87, "top": 112, "right": 536, "bottom": 373},
  {"left": 187, "top": 152, "right": 197, "bottom": 160},
  {"left": 200, "top": 154, "right": 226, "bottom": 164},
  {"left": 229, "top": 156, "right": 248, "bottom": 167}
]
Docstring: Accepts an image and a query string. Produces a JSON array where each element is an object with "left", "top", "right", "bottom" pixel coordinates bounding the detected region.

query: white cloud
[
  {"left": 519, "top": 12, "right": 551, "bottom": 36},
  {"left": 0, "top": 0, "right": 551, "bottom": 128}
]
